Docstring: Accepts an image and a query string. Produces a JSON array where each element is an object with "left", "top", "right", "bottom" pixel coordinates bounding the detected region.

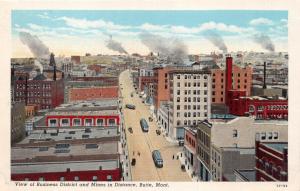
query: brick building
[
  {"left": 255, "top": 141, "right": 288, "bottom": 181},
  {"left": 224, "top": 56, "right": 288, "bottom": 120},
  {"left": 211, "top": 56, "right": 252, "bottom": 104},
  {"left": 13, "top": 74, "right": 64, "bottom": 109},
  {"left": 68, "top": 86, "right": 118, "bottom": 102},
  {"left": 45, "top": 100, "right": 120, "bottom": 128},
  {"left": 153, "top": 66, "right": 174, "bottom": 111},
  {"left": 138, "top": 76, "right": 155, "bottom": 92},
  {"left": 183, "top": 127, "right": 197, "bottom": 171}
]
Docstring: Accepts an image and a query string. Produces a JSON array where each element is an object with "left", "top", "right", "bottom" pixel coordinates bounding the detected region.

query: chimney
[
  {"left": 50, "top": 53, "right": 57, "bottom": 81},
  {"left": 263, "top": 62, "right": 267, "bottom": 89},
  {"left": 225, "top": 55, "right": 233, "bottom": 104},
  {"left": 25, "top": 76, "right": 28, "bottom": 105}
]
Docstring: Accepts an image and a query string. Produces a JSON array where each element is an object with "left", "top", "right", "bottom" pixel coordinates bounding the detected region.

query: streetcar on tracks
[
  {"left": 152, "top": 150, "right": 163, "bottom": 168},
  {"left": 140, "top": 118, "right": 149, "bottom": 132}
]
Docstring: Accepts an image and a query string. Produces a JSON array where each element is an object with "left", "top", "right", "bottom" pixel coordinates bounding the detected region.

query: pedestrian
[
  {"left": 138, "top": 151, "right": 140, "bottom": 156},
  {"left": 172, "top": 155, "right": 175, "bottom": 159},
  {"left": 133, "top": 151, "right": 135, "bottom": 156},
  {"left": 177, "top": 156, "right": 179, "bottom": 160}
]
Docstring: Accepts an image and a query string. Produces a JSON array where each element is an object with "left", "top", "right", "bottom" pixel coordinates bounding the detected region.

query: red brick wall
[
  {"left": 69, "top": 87, "right": 118, "bottom": 102},
  {"left": 12, "top": 168, "right": 121, "bottom": 181}
]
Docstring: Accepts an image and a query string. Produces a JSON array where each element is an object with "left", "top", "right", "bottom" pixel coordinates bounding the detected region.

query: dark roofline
[{"left": 168, "top": 69, "right": 211, "bottom": 74}]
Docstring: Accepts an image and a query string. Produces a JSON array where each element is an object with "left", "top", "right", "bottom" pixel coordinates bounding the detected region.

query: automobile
[
  {"left": 181, "top": 164, "right": 186, "bottom": 171},
  {"left": 152, "top": 150, "right": 163, "bottom": 168},
  {"left": 140, "top": 118, "right": 149, "bottom": 132},
  {"left": 178, "top": 140, "right": 184, "bottom": 146},
  {"left": 156, "top": 129, "right": 161, "bottom": 135},
  {"left": 125, "top": 104, "right": 136, "bottom": 110},
  {"left": 131, "top": 158, "right": 136, "bottom": 166},
  {"left": 128, "top": 127, "right": 133, "bottom": 133}
]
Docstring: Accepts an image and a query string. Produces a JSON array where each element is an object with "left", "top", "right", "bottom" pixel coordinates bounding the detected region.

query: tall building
[
  {"left": 168, "top": 69, "right": 211, "bottom": 139},
  {"left": 153, "top": 66, "right": 174, "bottom": 111}
]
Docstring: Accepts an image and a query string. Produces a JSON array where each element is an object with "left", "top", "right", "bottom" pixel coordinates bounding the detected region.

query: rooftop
[
  {"left": 17, "top": 127, "right": 118, "bottom": 144},
  {"left": 234, "top": 169, "right": 256, "bottom": 181},
  {"left": 46, "top": 110, "right": 119, "bottom": 116},
  {"left": 263, "top": 142, "right": 288, "bottom": 153}
]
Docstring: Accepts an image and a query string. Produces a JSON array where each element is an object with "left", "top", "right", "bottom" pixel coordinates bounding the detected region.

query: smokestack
[
  {"left": 263, "top": 62, "right": 267, "bottom": 89},
  {"left": 25, "top": 76, "right": 28, "bottom": 105},
  {"left": 50, "top": 53, "right": 57, "bottom": 81},
  {"left": 225, "top": 55, "right": 233, "bottom": 105}
]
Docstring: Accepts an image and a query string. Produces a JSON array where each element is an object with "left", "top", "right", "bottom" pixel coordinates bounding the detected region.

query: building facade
[
  {"left": 255, "top": 141, "right": 288, "bottom": 181},
  {"left": 11, "top": 101, "right": 26, "bottom": 144},
  {"left": 68, "top": 86, "right": 119, "bottom": 102},
  {"left": 168, "top": 70, "right": 211, "bottom": 139},
  {"left": 183, "top": 127, "right": 197, "bottom": 173}
]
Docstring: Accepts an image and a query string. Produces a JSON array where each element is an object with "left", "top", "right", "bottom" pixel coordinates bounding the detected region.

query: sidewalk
[{"left": 177, "top": 151, "right": 199, "bottom": 182}]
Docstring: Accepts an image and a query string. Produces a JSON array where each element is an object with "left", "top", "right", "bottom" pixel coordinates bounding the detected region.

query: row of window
[
  {"left": 16, "top": 84, "right": 52, "bottom": 89},
  {"left": 198, "top": 130, "right": 210, "bottom": 148},
  {"left": 185, "top": 135, "right": 196, "bottom": 148},
  {"left": 177, "top": 119, "right": 205, "bottom": 126},
  {"left": 176, "top": 97, "right": 208, "bottom": 103},
  {"left": 24, "top": 175, "right": 113, "bottom": 181},
  {"left": 176, "top": 105, "right": 208, "bottom": 111},
  {"left": 16, "top": 91, "right": 52, "bottom": 97},
  {"left": 49, "top": 118, "right": 117, "bottom": 127},
  {"left": 179, "top": 82, "right": 208, "bottom": 88},
  {"left": 177, "top": 74, "right": 209, "bottom": 80},
  {"left": 176, "top": 90, "right": 208, "bottom": 96},
  {"left": 258, "top": 132, "right": 279, "bottom": 140}
]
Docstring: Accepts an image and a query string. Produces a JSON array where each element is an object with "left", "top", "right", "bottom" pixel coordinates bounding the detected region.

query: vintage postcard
[{"left": 0, "top": 0, "right": 299, "bottom": 191}]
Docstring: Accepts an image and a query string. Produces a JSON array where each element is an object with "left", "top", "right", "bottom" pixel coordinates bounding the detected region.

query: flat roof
[
  {"left": 12, "top": 141, "right": 119, "bottom": 162},
  {"left": 18, "top": 127, "right": 118, "bottom": 144},
  {"left": 56, "top": 99, "right": 119, "bottom": 110},
  {"left": 235, "top": 169, "right": 256, "bottom": 181},
  {"left": 46, "top": 110, "right": 119, "bottom": 116},
  {"left": 12, "top": 160, "right": 119, "bottom": 174},
  {"left": 263, "top": 142, "right": 288, "bottom": 153}
]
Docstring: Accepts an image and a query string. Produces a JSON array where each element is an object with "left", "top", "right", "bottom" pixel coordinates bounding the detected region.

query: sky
[{"left": 12, "top": 10, "right": 288, "bottom": 57}]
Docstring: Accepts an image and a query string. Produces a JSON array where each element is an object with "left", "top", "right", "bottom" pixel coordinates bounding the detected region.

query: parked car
[
  {"left": 128, "top": 127, "right": 133, "bottom": 133},
  {"left": 125, "top": 104, "right": 136, "bottom": 110},
  {"left": 178, "top": 139, "right": 184, "bottom": 146},
  {"left": 131, "top": 158, "right": 136, "bottom": 166},
  {"left": 156, "top": 129, "right": 161, "bottom": 135}
]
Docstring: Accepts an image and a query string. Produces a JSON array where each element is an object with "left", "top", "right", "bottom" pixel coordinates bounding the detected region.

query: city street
[{"left": 119, "top": 70, "right": 191, "bottom": 181}]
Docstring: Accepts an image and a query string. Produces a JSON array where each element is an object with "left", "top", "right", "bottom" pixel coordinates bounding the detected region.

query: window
[
  {"left": 73, "top": 118, "right": 81, "bottom": 126},
  {"left": 204, "top": 83, "right": 207, "bottom": 87},
  {"left": 108, "top": 119, "right": 116, "bottom": 126},
  {"left": 49, "top": 119, "right": 57, "bottom": 127},
  {"left": 61, "top": 119, "right": 69, "bottom": 126},
  {"left": 204, "top": 98, "right": 207, "bottom": 102},
  {"left": 212, "top": 91, "right": 215, "bottom": 96},
  {"left": 177, "top": 105, "right": 180, "bottom": 110},
  {"left": 177, "top": 112, "right": 180, "bottom": 117},
  {"left": 92, "top": 176, "right": 98, "bottom": 181},
  {"left": 24, "top": 178, "right": 30, "bottom": 181},
  {"left": 177, "top": 75, "right": 180, "bottom": 79},
  {"left": 74, "top": 176, "right": 79, "bottom": 181},
  {"left": 261, "top": 132, "right": 266, "bottom": 140},
  {"left": 273, "top": 132, "right": 278, "bottom": 139},
  {"left": 177, "top": 120, "right": 181, "bottom": 125},
  {"left": 268, "top": 132, "right": 273, "bottom": 139},
  {"left": 107, "top": 175, "right": 112, "bottom": 181},
  {"left": 204, "top": 75, "right": 208, "bottom": 79},
  {"left": 233, "top": 130, "right": 238, "bottom": 137},
  {"left": 60, "top": 177, "right": 65, "bottom": 181},
  {"left": 97, "top": 119, "right": 104, "bottom": 126},
  {"left": 85, "top": 119, "right": 93, "bottom": 126},
  {"left": 204, "top": 90, "right": 207, "bottom": 95},
  {"left": 177, "top": 97, "right": 180, "bottom": 102},
  {"left": 39, "top": 177, "right": 45, "bottom": 181},
  {"left": 177, "top": 90, "right": 180, "bottom": 95}
]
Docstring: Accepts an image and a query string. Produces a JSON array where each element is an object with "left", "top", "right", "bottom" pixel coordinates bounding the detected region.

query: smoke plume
[
  {"left": 34, "top": 60, "right": 43, "bottom": 74},
  {"left": 106, "top": 36, "right": 128, "bottom": 54},
  {"left": 205, "top": 32, "right": 228, "bottom": 53},
  {"left": 139, "top": 32, "right": 188, "bottom": 64},
  {"left": 19, "top": 32, "right": 50, "bottom": 58},
  {"left": 253, "top": 33, "right": 275, "bottom": 52}
]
